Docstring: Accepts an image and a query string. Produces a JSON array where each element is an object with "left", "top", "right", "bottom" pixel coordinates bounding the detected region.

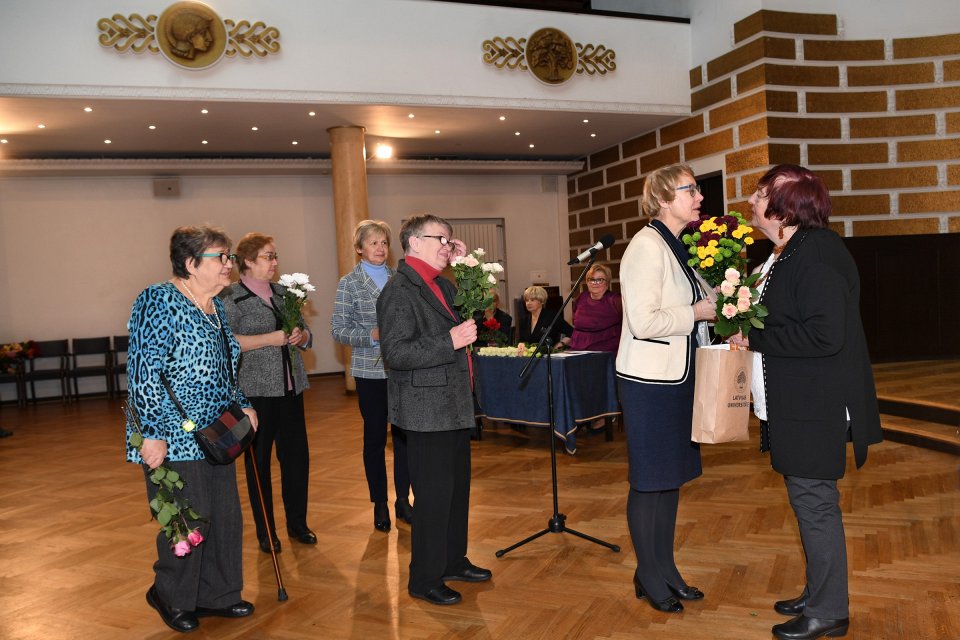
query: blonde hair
[
  {"left": 354, "top": 220, "right": 391, "bottom": 251},
  {"left": 641, "top": 163, "right": 695, "bottom": 218},
  {"left": 586, "top": 263, "right": 611, "bottom": 282},
  {"left": 523, "top": 285, "right": 548, "bottom": 304}
]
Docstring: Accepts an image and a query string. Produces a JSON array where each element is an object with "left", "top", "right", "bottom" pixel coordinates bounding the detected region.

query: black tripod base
[{"left": 495, "top": 513, "right": 620, "bottom": 558}]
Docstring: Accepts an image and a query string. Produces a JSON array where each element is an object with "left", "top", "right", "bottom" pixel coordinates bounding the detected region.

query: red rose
[{"left": 483, "top": 318, "right": 501, "bottom": 331}]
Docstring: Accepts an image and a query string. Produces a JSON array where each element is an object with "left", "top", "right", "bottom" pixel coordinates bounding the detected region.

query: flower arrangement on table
[
  {"left": 450, "top": 248, "right": 504, "bottom": 350},
  {"left": 0, "top": 340, "right": 37, "bottom": 374},
  {"left": 681, "top": 211, "right": 767, "bottom": 338},
  {"left": 478, "top": 317, "right": 509, "bottom": 347},
  {"left": 124, "top": 403, "right": 205, "bottom": 557},
  {"left": 477, "top": 342, "right": 545, "bottom": 358},
  {"left": 277, "top": 272, "right": 316, "bottom": 364}
]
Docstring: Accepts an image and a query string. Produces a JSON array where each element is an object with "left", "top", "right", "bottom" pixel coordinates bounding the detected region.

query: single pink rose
[
  {"left": 172, "top": 540, "right": 192, "bottom": 557},
  {"left": 737, "top": 286, "right": 751, "bottom": 298},
  {"left": 720, "top": 280, "right": 736, "bottom": 297},
  {"left": 737, "top": 297, "right": 751, "bottom": 312},
  {"left": 187, "top": 529, "right": 204, "bottom": 547},
  {"left": 722, "top": 303, "right": 738, "bottom": 319},
  {"left": 724, "top": 268, "right": 740, "bottom": 284}
]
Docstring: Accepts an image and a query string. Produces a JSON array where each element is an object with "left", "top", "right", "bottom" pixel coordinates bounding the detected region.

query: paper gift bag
[{"left": 691, "top": 344, "right": 752, "bottom": 444}]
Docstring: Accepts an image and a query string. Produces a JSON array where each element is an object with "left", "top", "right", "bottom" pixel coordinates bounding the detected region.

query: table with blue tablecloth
[{"left": 474, "top": 351, "right": 620, "bottom": 454}]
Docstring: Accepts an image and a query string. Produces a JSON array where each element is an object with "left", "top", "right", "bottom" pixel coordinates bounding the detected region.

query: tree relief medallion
[
  {"left": 156, "top": 1, "right": 227, "bottom": 70},
  {"left": 525, "top": 28, "right": 577, "bottom": 85}
]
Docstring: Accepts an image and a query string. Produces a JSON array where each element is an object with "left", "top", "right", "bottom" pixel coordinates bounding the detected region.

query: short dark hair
[
  {"left": 399, "top": 214, "right": 452, "bottom": 253},
  {"left": 169, "top": 225, "right": 231, "bottom": 278},
  {"left": 234, "top": 232, "right": 274, "bottom": 274},
  {"left": 757, "top": 164, "right": 831, "bottom": 230}
]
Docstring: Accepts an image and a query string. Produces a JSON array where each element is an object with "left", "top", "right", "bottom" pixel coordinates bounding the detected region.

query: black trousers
[
  {"left": 355, "top": 377, "right": 411, "bottom": 504},
  {"left": 143, "top": 460, "right": 243, "bottom": 610},
  {"left": 405, "top": 428, "right": 472, "bottom": 593},
  {"left": 626, "top": 488, "right": 686, "bottom": 602},
  {"left": 784, "top": 475, "right": 849, "bottom": 619},
  {"left": 243, "top": 392, "right": 310, "bottom": 541}
]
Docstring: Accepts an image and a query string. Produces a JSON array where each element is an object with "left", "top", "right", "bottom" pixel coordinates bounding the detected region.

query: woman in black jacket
[{"left": 730, "top": 165, "right": 882, "bottom": 640}]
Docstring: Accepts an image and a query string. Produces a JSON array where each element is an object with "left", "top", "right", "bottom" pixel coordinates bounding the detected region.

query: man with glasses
[{"left": 376, "top": 214, "right": 492, "bottom": 606}]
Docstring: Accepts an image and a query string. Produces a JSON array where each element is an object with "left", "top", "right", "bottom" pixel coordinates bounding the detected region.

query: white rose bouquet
[
  {"left": 451, "top": 248, "right": 504, "bottom": 323},
  {"left": 277, "top": 272, "right": 316, "bottom": 364}
]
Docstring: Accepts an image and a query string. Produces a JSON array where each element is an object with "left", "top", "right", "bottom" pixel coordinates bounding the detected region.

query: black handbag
[{"left": 160, "top": 326, "right": 254, "bottom": 465}]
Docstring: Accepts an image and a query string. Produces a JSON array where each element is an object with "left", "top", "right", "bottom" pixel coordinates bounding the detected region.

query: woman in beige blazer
[{"left": 616, "top": 163, "right": 716, "bottom": 613}]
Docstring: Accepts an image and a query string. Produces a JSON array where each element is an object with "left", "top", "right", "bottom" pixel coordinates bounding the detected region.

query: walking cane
[{"left": 246, "top": 448, "right": 289, "bottom": 601}]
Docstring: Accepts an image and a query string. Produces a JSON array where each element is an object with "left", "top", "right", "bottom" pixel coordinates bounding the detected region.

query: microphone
[{"left": 567, "top": 234, "right": 615, "bottom": 265}]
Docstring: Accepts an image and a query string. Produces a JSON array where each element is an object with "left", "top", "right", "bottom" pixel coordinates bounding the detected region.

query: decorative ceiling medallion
[
  {"left": 482, "top": 27, "right": 616, "bottom": 85},
  {"left": 98, "top": 1, "right": 280, "bottom": 69}
]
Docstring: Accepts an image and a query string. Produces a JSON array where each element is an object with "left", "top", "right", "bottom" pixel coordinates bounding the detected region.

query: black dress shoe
[
  {"left": 442, "top": 561, "right": 492, "bottom": 582},
  {"left": 633, "top": 575, "right": 683, "bottom": 613},
  {"left": 775, "top": 593, "right": 808, "bottom": 616},
  {"left": 195, "top": 600, "right": 255, "bottom": 618},
  {"left": 772, "top": 614, "right": 849, "bottom": 639},
  {"left": 374, "top": 502, "right": 391, "bottom": 532},
  {"left": 667, "top": 583, "right": 705, "bottom": 600},
  {"left": 288, "top": 528, "right": 317, "bottom": 544},
  {"left": 395, "top": 499, "right": 414, "bottom": 524},
  {"left": 409, "top": 585, "right": 462, "bottom": 605},
  {"left": 258, "top": 536, "right": 281, "bottom": 554},
  {"left": 146, "top": 585, "right": 199, "bottom": 633}
]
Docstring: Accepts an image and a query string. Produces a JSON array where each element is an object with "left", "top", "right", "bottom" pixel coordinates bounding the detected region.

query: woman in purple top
[{"left": 570, "top": 264, "right": 623, "bottom": 353}]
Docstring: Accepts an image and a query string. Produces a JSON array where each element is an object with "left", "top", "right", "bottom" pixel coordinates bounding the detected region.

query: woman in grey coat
[
  {"left": 221, "top": 232, "right": 314, "bottom": 554},
  {"left": 332, "top": 220, "right": 412, "bottom": 532}
]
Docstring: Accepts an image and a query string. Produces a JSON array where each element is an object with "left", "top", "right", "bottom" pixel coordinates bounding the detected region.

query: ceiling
[{"left": 0, "top": 95, "right": 679, "bottom": 166}]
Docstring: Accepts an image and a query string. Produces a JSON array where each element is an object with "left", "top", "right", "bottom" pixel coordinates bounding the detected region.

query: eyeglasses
[
  {"left": 257, "top": 252, "right": 279, "bottom": 261},
  {"left": 420, "top": 235, "right": 450, "bottom": 246},
  {"left": 200, "top": 252, "right": 238, "bottom": 265},
  {"left": 675, "top": 183, "right": 702, "bottom": 194},
  {"left": 587, "top": 278, "right": 607, "bottom": 284}
]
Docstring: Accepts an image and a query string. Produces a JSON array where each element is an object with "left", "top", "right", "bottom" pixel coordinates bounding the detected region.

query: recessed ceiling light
[
  {"left": 529, "top": 144, "right": 535, "bottom": 148},
  {"left": 200, "top": 109, "right": 208, "bottom": 114},
  {"left": 37, "top": 124, "right": 45, "bottom": 129},
  {"left": 582, "top": 119, "right": 589, "bottom": 123},
  {"left": 148, "top": 125, "right": 156, "bottom": 130},
  {"left": 514, "top": 131, "right": 520, "bottom": 136},
  {"left": 84, "top": 107, "right": 93, "bottom": 113},
  {"left": 499, "top": 116, "right": 506, "bottom": 121},
  {"left": 291, "top": 140, "right": 298, "bottom": 145},
  {"left": 434, "top": 130, "right": 440, "bottom": 135},
  {"left": 308, "top": 111, "right": 316, "bottom": 116},
  {"left": 251, "top": 126, "right": 259, "bottom": 131},
  {"left": 1, "top": 139, "right": 9, "bottom": 144},
  {"left": 104, "top": 139, "right": 112, "bottom": 144},
  {"left": 201, "top": 140, "right": 208, "bottom": 144},
  {"left": 590, "top": 133, "right": 597, "bottom": 138},
  {"left": 408, "top": 113, "right": 415, "bottom": 119}
]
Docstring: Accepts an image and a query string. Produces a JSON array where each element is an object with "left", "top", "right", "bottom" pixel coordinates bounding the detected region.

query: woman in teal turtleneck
[{"left": 332, "top": 220, "right": 413, "bottom": 532}]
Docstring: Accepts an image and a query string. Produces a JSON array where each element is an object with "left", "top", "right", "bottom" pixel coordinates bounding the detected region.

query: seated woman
[
  {"left": 517, "top": 285, "right": 572, "bottom": 348},
  {"left": 477, "top": 290, "right": 513, "bottom": 345},
  {"left": 569, "top": 263, "right": 622, "bottom": 353}
]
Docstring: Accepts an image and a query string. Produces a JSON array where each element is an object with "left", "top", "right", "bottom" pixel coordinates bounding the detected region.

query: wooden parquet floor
[{"left": 1, "top": 375, "right": 958, "bottom": 640}]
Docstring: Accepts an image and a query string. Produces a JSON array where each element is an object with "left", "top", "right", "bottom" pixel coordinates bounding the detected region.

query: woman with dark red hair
[{"left": 730, "top": 165, "right": 882, "bottom": 640}]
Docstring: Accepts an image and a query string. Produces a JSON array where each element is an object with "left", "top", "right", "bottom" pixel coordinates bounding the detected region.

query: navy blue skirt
[{"left": 618, "top": 374, "right": 702, "bottom": 492}]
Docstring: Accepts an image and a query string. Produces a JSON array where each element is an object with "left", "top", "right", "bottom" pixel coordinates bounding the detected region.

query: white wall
[{"left": 0, "top": 171, "right": 566, "bottom": 395}]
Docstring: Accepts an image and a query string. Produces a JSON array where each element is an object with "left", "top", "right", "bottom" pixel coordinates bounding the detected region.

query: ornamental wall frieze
[
  {"left": 97, "top": 1, "right": 280, "bottom": 70},
  {"left": 482, "top": 27, "right": 616, "bottom": 85}
]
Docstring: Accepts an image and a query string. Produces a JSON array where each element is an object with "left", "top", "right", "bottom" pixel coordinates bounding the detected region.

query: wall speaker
[{"left": 153, "top": 178, "right": 181, "bottom": 197}]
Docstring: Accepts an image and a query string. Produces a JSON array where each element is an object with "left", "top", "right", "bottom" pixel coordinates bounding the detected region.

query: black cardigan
[{"left": 749, "top": 228, "right": 882, "bottom": 479}]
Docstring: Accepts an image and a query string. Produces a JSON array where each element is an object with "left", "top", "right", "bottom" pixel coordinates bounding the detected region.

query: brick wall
[{"left": 567, "top": 9, "right": 960, "bottom": 282}]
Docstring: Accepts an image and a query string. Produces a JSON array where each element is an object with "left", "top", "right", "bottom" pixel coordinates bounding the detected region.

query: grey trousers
[
  {"left": 144, "top": 459, "right": 244, "bottom": 610},
  {"left": 784, "top": 475, "right": 849, "bottom": 619}
]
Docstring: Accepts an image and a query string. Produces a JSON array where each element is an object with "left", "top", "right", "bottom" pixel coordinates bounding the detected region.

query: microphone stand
[{"left": 495, "top": 251, "right": 620, "bottom": 557}]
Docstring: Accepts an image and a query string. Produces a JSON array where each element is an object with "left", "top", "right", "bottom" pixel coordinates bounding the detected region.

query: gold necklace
[{"left": 179, "top": 279, "right": 221, "bottom": 330}]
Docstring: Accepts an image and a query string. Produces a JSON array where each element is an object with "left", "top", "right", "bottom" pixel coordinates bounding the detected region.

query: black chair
[
  {"left": 23, "top": 339, "right": 70, "bottom": 403},
  {"left": 112, "top": 335, "right": 129, "bottom": 398},
  {"left": 0, "top": 359, "right": 26, "bottom": 407},
  {"left": 70, "top": 337, "right": 113, "bottom": 400}
]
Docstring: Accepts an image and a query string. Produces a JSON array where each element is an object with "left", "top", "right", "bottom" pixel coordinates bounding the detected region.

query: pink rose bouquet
[{"left": 712, "top": 268, "right": 768, "bottom": 338}]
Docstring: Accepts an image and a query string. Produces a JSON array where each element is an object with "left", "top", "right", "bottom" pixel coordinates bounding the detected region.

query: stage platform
[{"left": 873, "top": 359, "right": 959, "bottom": 452}]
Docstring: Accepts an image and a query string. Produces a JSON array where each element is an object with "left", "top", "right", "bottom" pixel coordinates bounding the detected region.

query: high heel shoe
[
  {"left": 633, "top": 574, "right": 683, "bottom": 613},
  {"left": 667, "top": 583, "right": 705, "bottom": 600},
  {"left": 373, "top": 501, "right": 391, "bottom": 532}
]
